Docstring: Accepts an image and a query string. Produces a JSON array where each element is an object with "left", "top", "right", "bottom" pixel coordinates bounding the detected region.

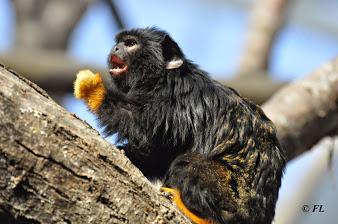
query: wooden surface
[{"left": 0, "top": 64, "right": 190, "bottom": 224}]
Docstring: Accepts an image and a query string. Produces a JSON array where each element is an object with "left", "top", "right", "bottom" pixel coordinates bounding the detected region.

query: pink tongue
[{"left": 111, "top": 55, "right": 125, "bottom": 67}]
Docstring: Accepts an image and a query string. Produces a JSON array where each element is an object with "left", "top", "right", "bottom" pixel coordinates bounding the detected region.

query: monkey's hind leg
[
  {"left": 74, "top": 70, "right": 106, "bottom": 112},
  {"left": 162, "top": 153, "right": 233, "bottom": 224}
]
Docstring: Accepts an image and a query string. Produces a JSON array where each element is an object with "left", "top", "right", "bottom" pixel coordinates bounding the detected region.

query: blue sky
[
  {"left": 2, "top": 0, "right": 337, "bottom": 79},
  {"left": 68, "top": 0, "right": 338, "bottom": 80}
]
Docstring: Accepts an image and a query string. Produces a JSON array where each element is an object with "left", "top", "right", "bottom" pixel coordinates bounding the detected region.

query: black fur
[{"left": 97, "top": 27, "right": 285, "bottom": 224}]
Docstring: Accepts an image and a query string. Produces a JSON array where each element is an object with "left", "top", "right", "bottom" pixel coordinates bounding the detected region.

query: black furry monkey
[{"left": 74, "top": 27, "right": 285, "bottom": 224}]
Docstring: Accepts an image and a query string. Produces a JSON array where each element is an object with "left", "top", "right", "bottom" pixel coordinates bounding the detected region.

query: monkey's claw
[{"left": 160, "top": 187, "right": 175, "bottom": 200}]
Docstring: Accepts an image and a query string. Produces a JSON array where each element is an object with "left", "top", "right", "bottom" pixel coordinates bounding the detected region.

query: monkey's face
[
  {"left": 108, "top": 35, "right": 141, "bottom": 78},
  {"left": 108, "top": 28, "right": 185, "bottom": 81}
]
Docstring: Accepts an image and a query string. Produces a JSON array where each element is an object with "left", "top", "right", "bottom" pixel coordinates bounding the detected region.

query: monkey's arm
[
  {"left": 74, "top": 70, "right": 136, "bottom": 112},
  {"left": 74, "top": 70, "right": 145, "bottom": 148}
]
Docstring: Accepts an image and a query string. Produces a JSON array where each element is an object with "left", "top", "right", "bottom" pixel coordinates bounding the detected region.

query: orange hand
[
  {"left": 161, "top": 187, "right": 213, "bottom": 224},
  {"left": 74, "top": 70, "right": 106, "bottom": 112}
]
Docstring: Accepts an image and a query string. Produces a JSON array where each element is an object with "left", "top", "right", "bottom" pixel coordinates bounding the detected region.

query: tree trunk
[{"left": 0, "top": 64, "right": 190, "bottom": 224}]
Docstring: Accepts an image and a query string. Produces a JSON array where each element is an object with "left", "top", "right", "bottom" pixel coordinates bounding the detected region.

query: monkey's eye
[{"left": 124, "top": 39, "right": 137, "bottom": 47}]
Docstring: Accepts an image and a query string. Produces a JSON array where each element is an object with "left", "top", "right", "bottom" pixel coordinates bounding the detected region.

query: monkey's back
[{"left": 161, "top": 63, "right": 285, "bottom": 224}]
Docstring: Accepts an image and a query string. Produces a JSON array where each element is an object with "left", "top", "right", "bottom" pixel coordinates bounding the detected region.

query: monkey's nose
[{"left": 114, "top": 46, "right": 119, "bottom": 52}]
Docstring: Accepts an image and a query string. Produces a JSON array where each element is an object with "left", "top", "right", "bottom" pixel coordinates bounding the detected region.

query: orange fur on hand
[
  {"left": 74, "top": 70, "right": 106, "bottom": 112},
  {"left": 161, "top": 187, "right": 213, "bottom": 224}
]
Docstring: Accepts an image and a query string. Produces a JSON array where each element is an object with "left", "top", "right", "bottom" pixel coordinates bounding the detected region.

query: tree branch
[
  {"left": 263, "top": 57, "right": 338, "bottom": 161},
  {"left": 238, "top": 0, "right": 289, "bottom": 76},
  {"left": 0, "top": 50, "right": 106, "bottom": 92},
  {"left": 104, "top": 0, "right": 126, "bottom": 30},
  {"left": 0, "top": 64, "right": 190, "bottom": 223},
  {"left": 12, "top": 0, "right": 92, "bottom": 50},
  {"left": 222, "top": 74, "right": 286, "bottom": 104}
]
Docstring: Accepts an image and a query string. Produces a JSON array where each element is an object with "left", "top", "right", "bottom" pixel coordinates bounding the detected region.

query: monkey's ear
[{"left": 161, "top": 35, "right": 184, "bottom": 69}]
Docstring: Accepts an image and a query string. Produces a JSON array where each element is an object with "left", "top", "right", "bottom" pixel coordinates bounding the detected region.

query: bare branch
[
  {"left": 104, "top": 0, "right": 126, "bottom": 30},
  {"left": 263, "top": 57, "right": 338, "bottom": 161},
  {"left": 12, "top": 0, "right": 93, "bottom": 50},
  {"left": 222, "top": 74, "right": 286, "bottom": 104},
  {"left": 238, "top": 0, "right": 289, "bottom": 76},
  {"left": 0, "top": 50, "right": 106, "bottom": 92}
]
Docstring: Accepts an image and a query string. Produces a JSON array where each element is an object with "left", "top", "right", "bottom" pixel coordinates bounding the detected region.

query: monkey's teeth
[
  {"left": 109, "top": 65, "right": 128, "bottom": 78},
  {"left": 110, "top": 68, "right": 119, "bottom": 72}
]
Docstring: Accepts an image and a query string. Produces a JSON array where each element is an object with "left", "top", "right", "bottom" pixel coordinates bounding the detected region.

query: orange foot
[
  {"left": 161, "top": 187, "right": 213, "bottom": 224},
  {"left": 74, "top": 70, "right": 106, "bottom": 112}
]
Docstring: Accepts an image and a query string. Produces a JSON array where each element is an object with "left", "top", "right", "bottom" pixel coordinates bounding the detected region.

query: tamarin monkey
[{"left": 74, "top": 27, "right": 285, "bottom": 224}]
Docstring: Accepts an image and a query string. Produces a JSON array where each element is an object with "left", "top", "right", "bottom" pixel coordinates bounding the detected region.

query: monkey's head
[{"left": 108, "top": 27, "right": 185, "bottom": 83}]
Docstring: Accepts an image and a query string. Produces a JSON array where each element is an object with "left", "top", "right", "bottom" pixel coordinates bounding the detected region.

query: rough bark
[
  {"left": 0, "top": 64, "right": 190, "bottom": 224},
  {"left": 263, "top": 57, "right": 338, "bottom": 161}
]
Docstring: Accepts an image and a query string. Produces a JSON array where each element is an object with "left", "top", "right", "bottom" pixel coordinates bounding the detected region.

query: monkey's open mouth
[{"left": 109, "top": 55, "right": 128, "bottom": 78}]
